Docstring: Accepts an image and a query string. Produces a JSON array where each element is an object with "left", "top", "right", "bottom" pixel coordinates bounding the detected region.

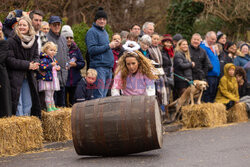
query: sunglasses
[{"left": 66, "top": 37, "right": 73, "bottom": 39}]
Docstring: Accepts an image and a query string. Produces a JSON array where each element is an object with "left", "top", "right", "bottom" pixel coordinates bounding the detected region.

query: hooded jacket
[
  {"left": 37, "top": 52, "right": 56, "bottom": 81},
  {"left": 234, "top": 53, "right": 250, "bottom": 83},
  {"left": 215, "top": 63, "right": 239, "bottom": 104}
]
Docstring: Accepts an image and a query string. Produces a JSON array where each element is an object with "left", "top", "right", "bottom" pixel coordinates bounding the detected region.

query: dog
[{"left": 165, "top": 80, "right": 208, "bottom": 121}]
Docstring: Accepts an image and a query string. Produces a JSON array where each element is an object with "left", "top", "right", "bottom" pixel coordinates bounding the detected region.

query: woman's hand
[
  {"left": 29, "top": 62, "right": 40, "bottom": 70},
  {"left": 192, "top": 62, "right": 195, "bottom": 68}
]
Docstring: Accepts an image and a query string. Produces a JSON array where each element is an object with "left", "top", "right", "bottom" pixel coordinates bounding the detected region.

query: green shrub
[
  {"left": 72, "top": 22, "right": 90, "bottom": 59},
  {"left": 166, "top": 0, "right": 204, "bottom": 41}
]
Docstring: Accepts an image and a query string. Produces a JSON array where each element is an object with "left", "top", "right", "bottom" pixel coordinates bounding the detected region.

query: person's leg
[
  {"left": 103, "top": 68, "right": 112, "bottom": 97},
  {"left": 202, "top": 76, "right": 213, "bottom": 103},
  {"left": 93, "top": 67, "right": 106, "bottom": 99},
  {"left": 54, "top": 87, "right": 66, "bottom": 107},
  {"left": 45, "top": 90, "right": 53, "bottom": 112},
  {"left": 226, "top": 101, "right": 235, "bottom": 110},
  {"left": 68, "top": 86, "right": 76, "bottom": 106},
  {"left": 21, "top": 79, "right": 32, "bottom": 116},
  {"left": 16, "top": 81, "right": 24, "bottom": 116}
]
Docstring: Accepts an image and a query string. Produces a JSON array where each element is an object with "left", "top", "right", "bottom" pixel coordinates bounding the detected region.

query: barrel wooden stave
[{"left": 71, "top": 95, "right": 162, "bottom": 156}]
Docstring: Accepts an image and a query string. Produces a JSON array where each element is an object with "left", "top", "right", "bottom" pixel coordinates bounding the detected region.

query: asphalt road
[{"left": 1, "top": 122, "right": 250, "bottom": 167}]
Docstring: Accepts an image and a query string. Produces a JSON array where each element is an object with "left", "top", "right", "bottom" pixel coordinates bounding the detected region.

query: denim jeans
[
  {"left": 93, "top": 67, "right": 112, "bottom": 99},
  {"left": 202, "top": 76, "right": 219, "bottom": 103},
  {"left": 16, "top": 79, "right": 32, "bottom": 116},
  {"left": 54, "top": 86, "right": 66, "bottom": 107}
]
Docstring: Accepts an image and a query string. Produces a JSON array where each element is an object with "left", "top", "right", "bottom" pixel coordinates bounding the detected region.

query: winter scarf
[
  {"left": 164, "top": 46, "right": 174, "bottom": 58},
  {"left": 21, "top": 34, "right": 36, "bottom": 49}
]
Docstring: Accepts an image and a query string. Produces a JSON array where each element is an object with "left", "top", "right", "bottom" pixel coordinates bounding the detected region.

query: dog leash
[{"left": 173, "top": 73, "right": 194, "bottom": 85}]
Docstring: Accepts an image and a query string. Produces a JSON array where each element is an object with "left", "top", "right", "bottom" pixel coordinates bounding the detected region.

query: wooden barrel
[{"left": 71, "top": 95, "right": 163, "bottom": 156}]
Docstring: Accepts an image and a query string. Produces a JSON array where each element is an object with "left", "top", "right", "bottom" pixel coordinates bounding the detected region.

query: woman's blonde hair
[
  {"left": 115, "top": 50, "right": 158, "bottom": 88},
  {"left": 14, "top": 16, "right": 36, "bottom": 38},
  {"left": 41, "top": 41, "right": 58, "bottom": 53},
  {"left": 175, "top": 39, "right": 191, "bottom": 62}
]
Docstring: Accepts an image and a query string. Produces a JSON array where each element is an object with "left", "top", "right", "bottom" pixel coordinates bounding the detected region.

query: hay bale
[
  {"left": 227, "top": 102, "right": 248, "bottom": 123},
  {"left": 41, "top": 108, "right": 72, "bottom": 142},
  {"left": 181, "top": 103, "right": 227, "bottom": 128},
  {"left": 0, "top": 116, "right": 43, "bottom": 156}
]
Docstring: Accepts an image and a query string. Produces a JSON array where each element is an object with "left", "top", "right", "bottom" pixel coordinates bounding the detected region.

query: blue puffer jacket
[
  {"left": 234, "top": 54, "right": 250, "bottom": 83},
  {"left": 200, "top": 41, "right": 220, "bottom": 77},
  {"left": 37, "top": 52, "right": 56, "bottom": 81},
  {"left": 85, "top": 23, "right": 114, "bottom": 68},
  {"left": 66, "top": 42, "right": 85, "bottom": 87}
]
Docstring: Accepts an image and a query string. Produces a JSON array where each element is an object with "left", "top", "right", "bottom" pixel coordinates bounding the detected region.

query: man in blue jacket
[
  {"left": 85, "top": 7, "right": 119, "bottom": 99},
  {"left": 200, "top": 31, "right": 220, "bottom": 103}
]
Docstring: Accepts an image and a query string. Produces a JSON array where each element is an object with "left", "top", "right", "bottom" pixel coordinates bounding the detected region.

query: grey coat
[{"left": 46, "top": 30, "right": 69, "bottom": 86}]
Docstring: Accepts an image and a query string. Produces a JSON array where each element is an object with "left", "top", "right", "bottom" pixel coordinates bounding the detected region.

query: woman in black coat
[
  {"left": 0, "top": 40, "right": 12, "bottom": 118},
  {"left": 173, "top": 39, "right": 194, "bottom": 98},
  {"left": 6, "top": 16, "right": 41, "bottom": 117}
]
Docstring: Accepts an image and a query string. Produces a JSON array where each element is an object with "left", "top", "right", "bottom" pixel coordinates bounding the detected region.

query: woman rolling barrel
[{"left": 111, "top": 50, "right": 158, "bottom": 96}]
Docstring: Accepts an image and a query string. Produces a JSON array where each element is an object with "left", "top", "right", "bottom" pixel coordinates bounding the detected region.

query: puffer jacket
[{"left": 173, "top": 51, "right": 192, "bottom": 87}]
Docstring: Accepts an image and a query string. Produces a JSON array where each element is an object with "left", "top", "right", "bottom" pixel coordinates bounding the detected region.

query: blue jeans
[
  {"left": 54, "top": 86, "right": 66, "bottom": 107},
  {"left": 16, "top": 79, "right": 32, "bottom": 116},
  {"left": 202, "top": 76, "right": 219, "bottom": 103},
  {"left": 93, "top": 67, "right": 112, "bottom": 99}
]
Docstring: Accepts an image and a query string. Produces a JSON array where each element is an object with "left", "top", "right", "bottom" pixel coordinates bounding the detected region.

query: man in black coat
[
  {"left": 189, "top": 33, "right": 211, "bottom": 81},
  {"left": 0, "top": 40, "right": 12, "bottom": 117}
]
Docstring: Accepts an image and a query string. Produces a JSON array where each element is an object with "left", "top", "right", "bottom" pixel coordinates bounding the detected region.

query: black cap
[
  {"left": 94, "top": 7, "right": 107, "bottom": 21},
  {"left": 217, "top": 33, "right": 224, "bottom": 43}
]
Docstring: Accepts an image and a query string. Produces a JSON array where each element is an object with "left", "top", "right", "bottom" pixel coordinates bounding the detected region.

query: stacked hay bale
[
  {"left": 41, "top": 108, "right": 72, "bottom": 142},
  {"left": 227, "top": 102, "right": 248, "bottom": 123},
  {"left": 181, "top": 103, "right": 227, "bottom": 128},
  {"left": 0, "top": 116, "right": 43, "bottom": 156}
]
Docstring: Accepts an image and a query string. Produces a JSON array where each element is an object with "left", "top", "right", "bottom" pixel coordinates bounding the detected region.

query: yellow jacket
[{"left": 215, "top": 63, "right": 239, "bottom": 104}]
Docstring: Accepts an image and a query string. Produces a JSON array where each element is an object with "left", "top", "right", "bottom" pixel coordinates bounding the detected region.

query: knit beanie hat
[
  {"left": 172, "top": 33, "right": 183, "bottom": 42},
  {"left": 240, "top": 43, "right": 249, "bottom": 51},
  {"left": 224, "top": 41, "right": 235, "bottom": 50},
  {"left": 94, "top": 7, "right": 107, "bottom": 21},
  {"left": 217, "top": 33, "right": 224, "bottom": 43},
  {"left": 61, "top": 25, "right": 73, "bottom": 38}
]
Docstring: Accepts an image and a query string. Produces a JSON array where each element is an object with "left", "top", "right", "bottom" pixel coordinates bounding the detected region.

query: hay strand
[
  {"left": 181, "top": 103, "right": 227, "bottom": 128},
  {"left": 41, "top": 108, "right": 72, "bottom": 142},
  {"left": 227, "top": 102, "right": 248, "bottom": 123},
  {"left": 0, "top": 116, "right": 43, "bottom": 157}
]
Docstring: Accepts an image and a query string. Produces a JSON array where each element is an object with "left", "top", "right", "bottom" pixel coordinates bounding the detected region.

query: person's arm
[
  {"left": 174, "top": 53, "right": 192, "bottom": 70},
  {"left": 111, "top": 72, "right": 123, "bottom": 96},
  {"left": 145, "top": 77, "right": 155, "bottom": 96},
  {"left": 75, "top": 49, "right": 85, "bottom": 69},
  {"left": 6, "top": 38, "right": 30, "bottom": 70}
]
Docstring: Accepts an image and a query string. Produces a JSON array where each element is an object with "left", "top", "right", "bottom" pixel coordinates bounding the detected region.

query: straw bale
[
  {"left": 181, "top": 103, "right": 227, "bottom": 128},
  {"left": 0, "top": 116, "right": 43, "bottom": 157},
  {"left": 227, "top": 102, "right": 248, "bottom": 123},
  {"left": 41, "top": 108, "right": 72, "bottom": 142}
]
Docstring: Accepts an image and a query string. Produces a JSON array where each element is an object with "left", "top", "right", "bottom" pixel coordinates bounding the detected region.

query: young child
[
  {"left": 37, "top": 42, "right": 61, "bottom": 112},
  {"left": 215, "top": 63, "right": 239, "bottom": 110},
  {"left": 111, "top": 33, "right": 122, "bottom": 73},
  {"left": 74, "top": 69, "right": 97, "bottom": 103}
]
